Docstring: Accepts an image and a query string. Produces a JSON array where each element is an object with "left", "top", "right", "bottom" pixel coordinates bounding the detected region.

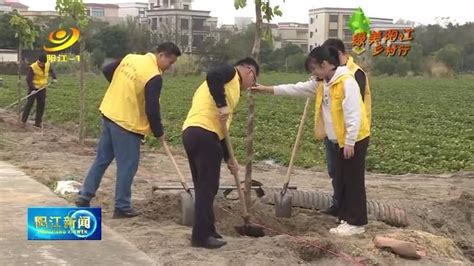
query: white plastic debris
[
  {"left": 263, "top": 159, "right": 279, "bottom": 167},
  {"left": 54, "top": 180, "right": 82, "bottom": 195}
]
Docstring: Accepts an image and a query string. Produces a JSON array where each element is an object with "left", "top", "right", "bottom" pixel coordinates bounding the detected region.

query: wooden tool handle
[
  {"left": 284, "top": 98, "right": 311, "bottom": 184},
  {"left": 5, "top": 85, "right": 48, "bottom": 110},
  {"left": 223, "top": 128, "right": 250, "bottom": 218},
  {"left": 162, "top": 140, "right": 190, "bottom": 192}
]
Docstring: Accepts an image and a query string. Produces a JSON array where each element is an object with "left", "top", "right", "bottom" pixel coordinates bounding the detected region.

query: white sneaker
[
  {"left": 329, "top": 223, "right": 365, "bottom": 236},
  {"left": 329, "top": 221, "right": 349, "bottom": 233}
]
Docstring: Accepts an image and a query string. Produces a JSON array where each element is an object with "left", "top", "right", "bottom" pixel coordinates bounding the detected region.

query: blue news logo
[{"left": 28, "top": 207, "right": 101, "bottom": 240}]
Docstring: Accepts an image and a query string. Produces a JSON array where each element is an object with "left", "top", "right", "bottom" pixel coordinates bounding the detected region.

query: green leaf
[
  {"left": 263, "top": 27, "right": 273, "bottom": 43},
  {"left": 234, "top": 0, "right": 247, "bottom": 9},
  {"left": 273, "top": 5, "right": 282, "bottom": 17},
  {"left": 55, "top": 0, "right": 89, "bottom": 30},
  {"left": 9, "top": 11, "right": 38, "bottom": 47}
]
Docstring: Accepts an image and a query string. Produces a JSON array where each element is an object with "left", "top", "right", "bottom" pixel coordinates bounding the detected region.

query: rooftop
[
  {"left": 4, "top": 1, "right": 28, "bottom": 9},
  {"left": 85, "top": 3, "right": 119, "bottom": 9},
  {"left": 309, "top": 7, "right": 358, "bottom": 13},
  {"left": 147, "top": 8, "right": 210, "bottom": 16}
]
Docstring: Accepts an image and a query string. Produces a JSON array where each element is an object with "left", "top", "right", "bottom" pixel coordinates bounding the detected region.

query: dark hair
[
  {"left": 38, "top": 53, "right": 47, "bottom": 63},
  {"left": 156, "top": 42, "right": 181, "bottom": 57},
  {"left": 305, "top": 46, "right": 319, "bottom": 72},
  {"left": 323, "top": 38, "right": 346, "bottom": 54},
  {"left": 308, "top": 45, "right": 340, "bottom": 67},
  {"left": 304, "top": 56, "right": 315, "bottom": 73},
  {"left": 235, "top": 57, "right": 260, "bottom": 76}
]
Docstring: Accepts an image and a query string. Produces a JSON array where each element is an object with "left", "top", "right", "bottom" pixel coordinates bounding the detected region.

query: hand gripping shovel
[
  {"left": 162, "top": 140, "right": 194, "bottom": 226},
  {"left": 275, "top": 98, "right": 311, "bottom": 218},
  {"left": 222, "top": 127, "right": 265, "bottom": 237}
]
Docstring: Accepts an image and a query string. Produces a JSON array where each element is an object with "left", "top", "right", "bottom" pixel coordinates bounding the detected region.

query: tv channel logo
[
  {"left": 27, "top": 207, "right": 101, "bottom": 240},
  {"left": 43, "top": 27, "right": 80, "bottom": 53}
]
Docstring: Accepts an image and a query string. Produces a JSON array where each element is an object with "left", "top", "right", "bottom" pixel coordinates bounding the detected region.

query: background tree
[
  {"left": 234, "top": 0, "right": 284, "bottom": 206},
  {"left": 93, "top": 25, "right": 129, "bottom": 58},
  {"left": 56, "top": 0, "right": 90, "bottom": 144},
  {"left": 436, "top": 44, "right": 463, "bottom": 73},
  {"left": 9, "top": 11, "right": 38, "bottom": 121},
  {"left": 91, "top": 48, "right": 106, "bottom": 70},
  {"left": 0, "top": 13, "right": 18, "bottom": 49},
  {"left": 123, "top": 16, "right": 153, "bottom": 54},
  {"left": 405, "top": 43, "right": 424, "bottom": 75}
]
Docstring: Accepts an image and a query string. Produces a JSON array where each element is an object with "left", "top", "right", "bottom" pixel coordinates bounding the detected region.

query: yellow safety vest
[
  {"left": 183, "top": 71, "right": 241, "bottom": 140},
  {"left": 314, "top": 73, "right": 370, "bottom": 147},
  {"left": 31, "top": 61, "right": 50, "bottom": 89},
  {"left": 99, "top": 53, "right": 161, "bottom": 136},
  {"left": 346, "top": 56, "right": 372, "bottom": 127}
]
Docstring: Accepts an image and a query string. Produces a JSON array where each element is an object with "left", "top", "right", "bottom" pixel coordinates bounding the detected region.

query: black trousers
[
  {"left": 182, "top": 126, "right": 223, "bottom": 242},
  {"left": 21, "top": 88, "right": 46, "bottom": 126},
  {"left": 334, "top": 137, "right": 370, "bottom": 226}
]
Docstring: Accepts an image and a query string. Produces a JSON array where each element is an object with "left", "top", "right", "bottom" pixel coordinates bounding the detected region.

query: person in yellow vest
[
  {"left": 252, "top": 45, "right": 370, "bottom": 235},
  {"left": 75, "top": 43, "right": 181, "bottom": 219},
  {"left": 323, "top": 38, "right": 371, "bottom": 125},
  {"left": 319, "top": 38, "right": 371, "bottom": 216},
  {"left": 22, "top": 54, "right": 57, "bottom": 128},
  {"left": 251, "top": 38, "right": 371, "bottom": 218},
  {"left": 182, "top": 57, "right": 259, "bottom": 248},
  {"left": 311, "top": 45, "right": 370, "bottom": 235}
]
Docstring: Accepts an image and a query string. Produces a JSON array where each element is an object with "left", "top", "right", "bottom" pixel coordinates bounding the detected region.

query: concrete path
[{"left": 0, "top": 161, "right": 156, "bottom": 265}]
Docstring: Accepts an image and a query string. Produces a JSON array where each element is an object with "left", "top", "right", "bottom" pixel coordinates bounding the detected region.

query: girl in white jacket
[{"left": 252, "top": 46, "right": 371, "bottom": 236}]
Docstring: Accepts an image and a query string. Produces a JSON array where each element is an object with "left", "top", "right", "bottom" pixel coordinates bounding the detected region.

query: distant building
[
  {"left": 220, "top": 24, "right": 239, "bottom": 31},
  {"left": 147, "top": 0, "right": 217, "bottom": 53},
  {"left": 149, "top": 0, "right": 193, "bottom": 10},
  {"left": 370, "top": 17, "right": 412, "bottom": 31},
  {"left": 85, "top": 3, "right": 122, "bottom": 25},
  {"left": 235, "top": 17, "right": 252, "bottom": 31},
  {"left": 4, "top": 0, "right": 28, "bottom": 12},
  {"left": 0, "top": 49, "right": 18, "bottom": 62},
  {"left": 308, "top": 7, "right": 411, "bottom": 52},
  {"left": 272, "top": 22, "right": 308, "bottom": 51},
  {"left": 214, "top": 24, "right": 239, "bottom": 43},
  {"left": 0, "top": 0, "right": 12, "bottom": 14},
  {"left": 20, "top": 11, "right": 59, "bottom": 22},
  {"left": 118, "top": 2, "right": 148, "bottom": 23}
]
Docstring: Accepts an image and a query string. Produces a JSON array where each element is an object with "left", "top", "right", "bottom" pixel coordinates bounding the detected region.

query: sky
[{"left": 13, "top": 0, "right": 472, "bottom": 26}]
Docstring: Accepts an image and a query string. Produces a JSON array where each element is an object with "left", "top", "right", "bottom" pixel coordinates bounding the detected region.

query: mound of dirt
[
  {"left": 445, "top": 192, "right": 474, "bottom": 261},
  {"left": 137, "top": 190, "right": 473, "bottom": 263},
  {"left": 139, "top": 191, "right": 345, "bottom": 262},
  {"left": 381, "top": 230, "right": 467, "bottom": 263},
  {"left": 135, "top": 192, "right": 182, "bottom": 224},
  {"left": 137, "top": 191, "right": 337, "bottom": 237},
  {"left": 289, "top": 237, "right": 339, "bottom": 262},
  {"left": 419, "top": 191, "right": 474, "bottom": 262}
]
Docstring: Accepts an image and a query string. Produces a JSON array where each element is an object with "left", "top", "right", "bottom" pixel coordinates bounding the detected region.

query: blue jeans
[
  {"left": 79, "top": 117, "right": 141, "bottom": 211},
  {"left": 324, "top": 137, "right": 339, "bottom": 207}
]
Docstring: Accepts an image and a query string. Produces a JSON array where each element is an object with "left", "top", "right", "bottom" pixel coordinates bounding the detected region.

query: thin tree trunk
[
  {"left": 244, "top": 0, "right": 263, "bottom": 207},
  {"left": 79, "top": 39, "right": 85, "bottom": 144},
  {"left": 251, "top": 0, "right": 263, "bottom": 59},
  {"left": 16, "top": 38, "right": 22, "bottom": 122}
]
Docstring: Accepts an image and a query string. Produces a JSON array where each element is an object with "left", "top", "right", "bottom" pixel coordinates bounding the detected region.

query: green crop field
[{"left": 1, "top": 73, "right": 473, "bottom": 174}]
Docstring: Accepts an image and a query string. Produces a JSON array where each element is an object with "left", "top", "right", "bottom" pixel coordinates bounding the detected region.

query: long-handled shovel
[
  {"left": 222, "top": 128, "right": 265, "bottom": 237},
  {"left": 4, "top": 83, "right": 51, "bottom": 110},
  {"left": 162, "top": 140, "right": 194, "bottom": 226},
  {"left": 274, "top": 98, "right": 311, "bottom": 218}
]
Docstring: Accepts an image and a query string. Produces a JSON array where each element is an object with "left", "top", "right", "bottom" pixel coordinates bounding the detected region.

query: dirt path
[{"left": 1, "top": 111, "right": 473, "bottom": 265}]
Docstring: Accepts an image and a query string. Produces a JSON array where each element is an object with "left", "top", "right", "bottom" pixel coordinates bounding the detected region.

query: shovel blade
[
  {"left": 180, "top": 192, "right": 194, "bottom": 227},
  {"left": 274, "top": 192, "right": 293, "bottom": 218}
]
